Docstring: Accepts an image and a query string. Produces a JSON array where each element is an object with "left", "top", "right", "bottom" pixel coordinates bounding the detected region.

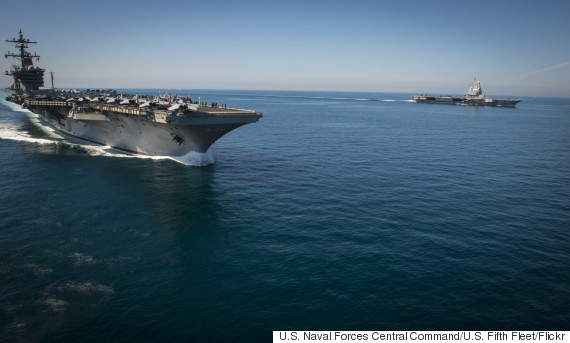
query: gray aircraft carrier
[
  {"left": 412, "top": 79, "right": 522, "bottom": 107},
  {"left": 4, "top": 30, "right": 262, "bottom": 156}
]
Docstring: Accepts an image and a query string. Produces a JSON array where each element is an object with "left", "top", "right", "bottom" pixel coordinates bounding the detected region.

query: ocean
[{"left": 1, "top": 89, "right": 569, "bottom": 342}]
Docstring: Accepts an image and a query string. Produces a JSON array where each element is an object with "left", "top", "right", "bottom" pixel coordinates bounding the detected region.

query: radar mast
[{"left": 4, "top": 30, "right": 45, "bottom": 91}]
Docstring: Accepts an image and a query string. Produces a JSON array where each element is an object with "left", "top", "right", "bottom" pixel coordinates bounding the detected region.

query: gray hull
[
  {"left": 31, "top": 106, "right": 257, "bottom": 156},
  {"left": 412, "top": 80, "right": 522, "bottom": 108},
  {"left": 412, "top": 95, "right": 521, "bottom": 107},
  {"left": 463, "top": 97, "right": 521, "bottom": 107}
]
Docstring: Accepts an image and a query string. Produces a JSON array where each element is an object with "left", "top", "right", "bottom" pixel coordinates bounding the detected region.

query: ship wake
[
  {"left": 0, "top": 106, "right": 63, "bottom": 145},
  {"left": 0, "top": 127, "right": 59, "bottom": 145},
  {"left": 80, "top": 145, "right": 216, "bottom": 167}
]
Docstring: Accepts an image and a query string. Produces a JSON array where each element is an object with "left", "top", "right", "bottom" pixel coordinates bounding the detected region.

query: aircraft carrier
[
  {"left": 412, "top": 79, "right": 522, "bottom": 107},
  {"left": 4, "top": 30, "right": 262, "bottom": 156}
]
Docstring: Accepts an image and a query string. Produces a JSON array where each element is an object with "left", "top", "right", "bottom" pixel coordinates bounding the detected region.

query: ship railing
[
  {"left": 90, "top": 103, "right": 144, "bottom": 116},
  {"left": 25, "top": 99, "right": 73, "bottom": 107}
]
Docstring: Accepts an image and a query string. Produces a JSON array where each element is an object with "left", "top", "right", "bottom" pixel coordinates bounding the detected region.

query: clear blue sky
[{"left": 1, "top": 0, "right": 569, "bottom": 97}]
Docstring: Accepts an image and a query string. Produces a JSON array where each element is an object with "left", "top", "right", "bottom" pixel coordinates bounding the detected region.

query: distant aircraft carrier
[
  {"left": 412, "top": 79, "right": 522, "bottom": 107},
  {"left": 4, "top": 30, "right": 262, "bottom": 156}
]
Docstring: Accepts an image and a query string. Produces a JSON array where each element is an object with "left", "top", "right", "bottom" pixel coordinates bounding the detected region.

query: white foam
[
  {"left": 74, "top": 144, "right": 216, "bottom": 166},
  {"left": 170, "top": 149, "right": 216, "bottom": 166},
  {"left": 69, "top": 252, "right": 97, "bottom": 266},
  {"left": 42, "top": 297, "right": 68, "bottom": 312},
  {"left": 58, "top": 281, "right": 114, "bottom": 295},
  {"left": 0, "top": 102, "right": 65, "bottom": 145},
  {"left": 23, "top": 264, "right": 54, "bottom": 276},
  {"left": 0, "top": 127, "right": 58, "bottom": 145}
]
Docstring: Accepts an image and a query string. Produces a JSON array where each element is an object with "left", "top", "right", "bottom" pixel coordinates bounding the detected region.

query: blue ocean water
[{"left": 1, "top": 89, "right": 569, "bottom": 342}]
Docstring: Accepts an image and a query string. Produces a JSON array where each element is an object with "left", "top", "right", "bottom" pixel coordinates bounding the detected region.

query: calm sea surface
[{"left": 1, "top": 89, "right": 569, "bottom": 342}]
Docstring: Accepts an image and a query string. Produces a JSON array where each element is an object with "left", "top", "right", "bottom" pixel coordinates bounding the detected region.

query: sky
[{"left": 1, "top": 0, "right": 569, "bottom": 97}]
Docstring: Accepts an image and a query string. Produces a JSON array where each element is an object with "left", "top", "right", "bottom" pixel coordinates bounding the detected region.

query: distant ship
[
  {"left": 4, "top": 30, "right": 262, "bottom": 156},
  {"left": 412, "top": 79, "right": 522, "bottom": 107}
]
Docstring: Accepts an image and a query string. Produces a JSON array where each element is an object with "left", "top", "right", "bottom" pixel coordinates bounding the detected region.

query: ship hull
[
  {"left": 27, "top": 105, "right": 256, "bottom": 156},
  {"left": 462, "top": 98, "right": 521, "bottom": 107},
  {"left": 412, "top": 95, "right": 521, "bottom": 107}
]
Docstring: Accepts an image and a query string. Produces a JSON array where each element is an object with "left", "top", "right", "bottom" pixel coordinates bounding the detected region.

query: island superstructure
[
  {"left": 4, "top": 30, "right": 262, "bottom": 156},
  {"left": 412, "top": 79, "right": 522, "bottom": 107}
]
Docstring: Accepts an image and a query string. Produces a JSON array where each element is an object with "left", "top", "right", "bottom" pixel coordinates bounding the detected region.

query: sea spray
[
  {"left": 171, "top": 149, "right": 216, "bottom": 167},
  {"left": 0, "top": 127, "right": 58, "bottom": 145}
]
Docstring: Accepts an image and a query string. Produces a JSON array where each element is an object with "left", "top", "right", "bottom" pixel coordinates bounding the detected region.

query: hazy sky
[{"left": 1, "top": 0, "right": 569, "bottom": 97}]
